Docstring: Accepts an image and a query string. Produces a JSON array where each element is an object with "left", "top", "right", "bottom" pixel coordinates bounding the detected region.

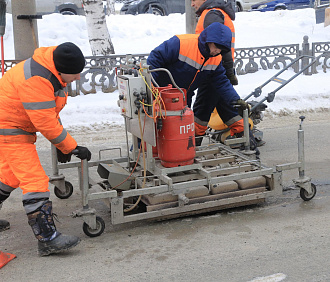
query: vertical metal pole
[
  {"left": 124, "top": 117, "right": 131, "bottom": 170},
  {"left": 0, "top": 0, "right": 6, "bottom": 76},
  {"left": 51, "top": 144, "right": 59, "bottom": 176},
  {"left": 301, "top": 36, "right": 310, "bottom": 75},
  {"left": 243, "top": 108, "right": 250, "bottom": 151},
  {"left": 146, "top": 143, "right": 154, "bottom": 172},
  {"left": 1, "top": 36, "right": 4, "bottom": 76},
  {"left": 11, "top": 0, "right": 38, "bottom": 60},
  {"left": 185, "top": 0, "right": 197, "bottom": 34},
  {"left": 298, "top": 116, "right": 305, "bottom": 178},
  {"left": 81, "top": 159, "right": 89, "bottom": 207}
]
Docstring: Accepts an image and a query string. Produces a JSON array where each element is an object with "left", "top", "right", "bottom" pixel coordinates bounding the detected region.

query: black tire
[
  {"left": 300, "top": 183, "right": 316, "bottom": 201},
  {"left": 236, "top": 4, "right": 242, "bottom": 12},
  {"left": 83, "top": 216, "right": 105, "bottom": 237},
  {"left": 274, "top": 6, "right": 286, "bottom": 10},
  {"left": 145, "top": 6, "right": 165, "bottom": 16},
  {"left": 54, "top": 181, "right": 73, "bottom": 199},
  {"left": 60, "top": 9, "right": 77, "bottom": 15}
]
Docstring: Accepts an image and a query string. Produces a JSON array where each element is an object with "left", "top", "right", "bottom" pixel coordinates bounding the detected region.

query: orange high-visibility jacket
[
  {"left": 147, "top": 23, "right": 240, "bottom": 126},
  {"left": 0, "top": 46, "right": 77, "bottom": 153},
  {"left": 195, "top": 8, "right": 235, "bottom": 60}
]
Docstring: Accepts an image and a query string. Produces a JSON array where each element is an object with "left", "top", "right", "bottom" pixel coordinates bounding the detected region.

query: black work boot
[
  {"left": 27, "top": 201, "right": 80, "bottom": 256},
  {"left": 0, "top": 219, "right": 10, "bottom": 232}
]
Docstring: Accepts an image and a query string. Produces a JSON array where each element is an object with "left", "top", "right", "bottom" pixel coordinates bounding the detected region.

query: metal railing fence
[{"left": 0, "top": 36, "right": 329, "bottom": 96}]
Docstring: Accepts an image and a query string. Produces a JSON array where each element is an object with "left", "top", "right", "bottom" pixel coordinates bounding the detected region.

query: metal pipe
[
  {"left": 51, "top": 144, "right": 59, "bottom": 176},
  {"left": 124, "top": 117, "right": 131, "bottom": 171},
  {"left": 150, "top": 75, "right": 159, "bottom": 87},
  {"left": 249, "top": 55, "right": 318, "bottom": 112},
  {"left": 81, "top": 158, "right": 89, "bottom": 207},
  {"left": 243, "top": 108, "right": 250, "bottom": 152},
  {"left": 298, "top": 116, "right": 305, "bottom": 178},
  {"left": 148, "top": 68, "right": 186, "bottom": 101}
]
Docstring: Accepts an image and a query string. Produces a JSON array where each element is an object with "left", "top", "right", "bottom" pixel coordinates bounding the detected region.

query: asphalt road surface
[{"left": 1, "top": 112, "right": 330, "bottom": 282}]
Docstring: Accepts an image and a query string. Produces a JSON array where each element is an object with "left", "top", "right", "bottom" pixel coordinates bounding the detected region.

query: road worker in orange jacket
[
  {"left": 188, "top": 0, "right": 237, "bottom": 111},
  {"left": 192, "top": 0, "right": 237, "bottom": 87},
  {"left": 191, "top": 0, "right": 259, "bottom": 150},
  {"left": 0, "top": 42, "right": 91, "bottom": 256}
]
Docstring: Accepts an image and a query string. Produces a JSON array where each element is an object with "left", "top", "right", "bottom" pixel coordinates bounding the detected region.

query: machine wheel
[
  {"left": 300, "top": 183, "right": 316, "bottom": 201},
  {"left": 54, "top": 181, "right": 73, "bottom": 199},
  {"left": 83, "top": 216, "right": 105, "bottom": 237}
]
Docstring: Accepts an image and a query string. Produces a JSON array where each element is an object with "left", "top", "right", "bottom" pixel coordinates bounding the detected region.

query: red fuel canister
[{"left": 157, "top": 88, "right": 195, "bottom": 167}]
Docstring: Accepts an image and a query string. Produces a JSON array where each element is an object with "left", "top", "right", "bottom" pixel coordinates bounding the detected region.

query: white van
[{"left": 6, "top": 0, "right": 85, "bottom": 16}]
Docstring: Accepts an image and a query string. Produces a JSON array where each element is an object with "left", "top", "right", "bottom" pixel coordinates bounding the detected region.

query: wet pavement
[{"left": 1, "top": 114, "right": 330, "bottom": 281}]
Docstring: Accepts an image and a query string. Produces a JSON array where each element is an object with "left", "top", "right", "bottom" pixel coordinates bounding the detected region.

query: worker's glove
[
  {"left": 56, "top": 148, "right": 72, "bottom": 163},
  {"left": 232, "top": 99, "right": 251, "bottom": 117},
  {"left": 226, "top": 68, "right": 238, "bottom": 85},
  {"left": 73, "top": 146, "right": 92, "bottom": 161},
  {"left": 234, "top": 99, "right": 249, "bottom": 109}
]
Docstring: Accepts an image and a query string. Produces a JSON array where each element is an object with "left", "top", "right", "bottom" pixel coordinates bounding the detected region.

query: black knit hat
[{"left": 53, "top": 42, "right": 85, "bottom": 74}]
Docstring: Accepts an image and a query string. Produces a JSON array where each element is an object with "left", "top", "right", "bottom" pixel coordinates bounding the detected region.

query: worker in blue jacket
[{"left": 147, "top": 22, "right": 244, "bottom": 144}]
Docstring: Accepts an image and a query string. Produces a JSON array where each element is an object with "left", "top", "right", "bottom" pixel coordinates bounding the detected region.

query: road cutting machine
[{"left": 49, "top": 55, "right": 316, "bottom": 237}]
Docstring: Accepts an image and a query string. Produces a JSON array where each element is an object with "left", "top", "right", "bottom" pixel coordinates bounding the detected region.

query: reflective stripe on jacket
[
  {"left": 0, "top": 46, "right": 77, "bottom": 153},
  {"left": 147, "top": 22, "right": 232, "bottom": 91},
  {"left": 195, "top": 8, "right": 235, "bottom": 60},
  {"left": 147, "top": 22, "right": 239, "bottom": 124},
  {"left": 178, "top": 33, "right": 221, "bottom": 72}
]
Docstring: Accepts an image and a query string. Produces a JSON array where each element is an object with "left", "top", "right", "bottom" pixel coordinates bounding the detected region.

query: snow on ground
[{"left": 1, "top": 8, "right": 329, "bottom": 129}]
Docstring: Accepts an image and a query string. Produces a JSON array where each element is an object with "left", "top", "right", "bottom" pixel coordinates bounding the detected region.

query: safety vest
[
  {"left": 177, "top": 33, "right": 222, "bottom": 91},
  {"left": 0, "top": 46, "right": 77, "bottom": 153},
  {"left": 195, "top": 8, "right": 235, "bottom": 60},
  {"left": 178, "top": 33, "right": 222, "bottom": 72}
]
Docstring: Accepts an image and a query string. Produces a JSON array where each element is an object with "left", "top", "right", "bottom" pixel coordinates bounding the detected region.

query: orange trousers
[{"left": 0, "top": 143, "right": 49, "bottom": 194}]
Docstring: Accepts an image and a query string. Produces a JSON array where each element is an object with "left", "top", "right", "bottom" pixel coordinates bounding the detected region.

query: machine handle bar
[{"left": 148, "top": 68, "right": 186, "bottom": 101}]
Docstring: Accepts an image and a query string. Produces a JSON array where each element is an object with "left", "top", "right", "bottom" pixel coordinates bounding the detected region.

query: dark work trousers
[{"left": 193, "top": 82, "right": 238, "bottom": 126}]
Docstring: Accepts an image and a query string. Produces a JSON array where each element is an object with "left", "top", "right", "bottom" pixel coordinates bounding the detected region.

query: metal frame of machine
[
  {"left": 48, "top": 56, "right": 316, "bottom": 237},
  {"left": 207, "top": 55, "right": 319, "bottom": 146}
]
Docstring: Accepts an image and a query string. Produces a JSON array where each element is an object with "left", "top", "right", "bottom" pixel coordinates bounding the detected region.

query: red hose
[{"left": 1, "top": 36, "right": 4, "bottom": 76}]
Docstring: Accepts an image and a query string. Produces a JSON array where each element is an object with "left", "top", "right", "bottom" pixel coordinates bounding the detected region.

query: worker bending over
[
  {"left": 0, "top": 42, "right": 91, "bottom": 256},
  {"left": 147, "top": 22, "right": 244, "bottom": 145}
]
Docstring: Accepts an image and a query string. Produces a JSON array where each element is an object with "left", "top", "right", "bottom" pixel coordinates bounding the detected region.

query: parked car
[
  {"left": 120, "top": 0, "right": 185, "bottom": 16},
  {"left": 235, "top": 0, "right": 264, "bottom": 11},
  {"left": 250, "top": 0, "right": 328, "bottom": 11},
  {"left": 6, "top": 0, "right": 85, "bottom": 16}
]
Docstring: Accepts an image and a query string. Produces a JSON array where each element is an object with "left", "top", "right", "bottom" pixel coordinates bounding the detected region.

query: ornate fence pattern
[
  {"left": 0, "top": 60, "right": 20, "bottom": 73},
  {"left": 234, "top": 43, "right": 300, "bottom": 75},
  {"left": 77, "top": 54, "right": 148, "bottom": 96},
  {"left": 0, "top": 36, "right": 329, "bottom": 96},
  {"left": 311, "top": 40, "right": 330, "bottom": 73}
]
